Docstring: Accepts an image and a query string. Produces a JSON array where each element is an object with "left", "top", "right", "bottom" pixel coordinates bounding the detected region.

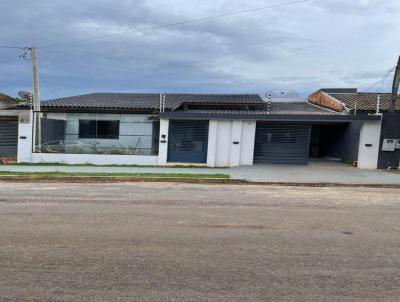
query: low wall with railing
[{"left": 29, "top": 152, "right": 159, "bottom": 165}]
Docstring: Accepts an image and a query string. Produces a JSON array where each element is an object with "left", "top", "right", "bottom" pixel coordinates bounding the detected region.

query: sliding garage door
[
  {"left": 254, "top": 124, "right": 311, "bottom": 165},
  {"left": 0, "top": 117, "right": 18, "bottom": 156},
  {"left": 168, "top": 120, "right": 209, "bottom": 163}
]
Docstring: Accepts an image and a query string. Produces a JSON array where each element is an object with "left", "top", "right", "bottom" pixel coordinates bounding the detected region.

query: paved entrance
[{"left": 230, "top": 161, "right": 400, "bottom": 184}]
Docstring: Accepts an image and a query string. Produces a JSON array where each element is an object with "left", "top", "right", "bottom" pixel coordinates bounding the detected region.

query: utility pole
[
  {"left": 30, "top": 47, "right": 41, "bottom": 150},
  {"left": 31, "top": 47, "right": 40, "bottom": 112},
  {"left": 390, "top": 55, "right": 400, "bottom": 113}
]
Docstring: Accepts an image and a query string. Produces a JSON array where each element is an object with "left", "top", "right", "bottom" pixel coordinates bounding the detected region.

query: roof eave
[
  {"left": 159, "top": 112, "right": 382, "bottom": 122},
  {"left": 40, "top": 107, "right": 159, "bottom": 114}
]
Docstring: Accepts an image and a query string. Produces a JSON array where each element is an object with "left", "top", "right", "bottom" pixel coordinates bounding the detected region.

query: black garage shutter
[
  {"left": 168, "top": 120, "right": 209, "bottom": 163},
  {"left": 0, "top": 117, "right": 18, "bottom": 156},
  {"left": 254, "top": 124, "right": 311, "bottom": 165}
]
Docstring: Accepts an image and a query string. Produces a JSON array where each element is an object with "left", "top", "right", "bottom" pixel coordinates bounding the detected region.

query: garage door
[
  {"left": 254, "top": 124, "right": 311, "bottom": 165},
  {"left": 168, "top": 120, "right": 209, "bottom": 163},
  {"left": 0, "top": 117, "right": 18, "bottom": 156}
]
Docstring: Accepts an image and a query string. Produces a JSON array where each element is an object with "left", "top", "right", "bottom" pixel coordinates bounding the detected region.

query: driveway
[
  {"left": 0, "top": 182, "right": 400, "bottom": 301},
  {"left": 230, "top": 161, "right": 400, "bottom": 184}
]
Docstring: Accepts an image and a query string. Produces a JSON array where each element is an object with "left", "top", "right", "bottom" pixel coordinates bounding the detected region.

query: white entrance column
[
  {"left": 357, "top": 119, "right": 382, "bottom": 169},
  {"left": 239, "top": 121, "right": 256, "bottom": 165},
  {"left": 17, "top": 111, "right": 33, "bottom": 163},
  {"left": 158, "top": 118, "right": 169, "bottom": 165},
  {"left": 229, "top": 120, "right": 243, "bottom": 167},
  {"left": 206, "top": 120, "right": 218, "bottom": 167}
]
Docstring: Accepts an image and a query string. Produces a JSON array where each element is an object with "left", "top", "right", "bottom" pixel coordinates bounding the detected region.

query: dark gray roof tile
[
  {"left": 177, "top": 102, "right": 336, "bottom": 115},
  {"left": 41, "top": 93, "right": 265, "bottom": 111}
]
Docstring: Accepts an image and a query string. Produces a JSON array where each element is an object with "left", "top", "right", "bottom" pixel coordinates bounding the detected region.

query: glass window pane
[{"left": 79, "top": 120, "right": 96, "bottom": 139}]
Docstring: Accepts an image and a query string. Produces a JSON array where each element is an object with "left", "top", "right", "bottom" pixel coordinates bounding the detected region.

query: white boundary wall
[
  {"left": 357, "top": 119, "right": 382, "bottom": 169},
  {"left": 28, "top": 153, "right": 158, "bottom": 165}
]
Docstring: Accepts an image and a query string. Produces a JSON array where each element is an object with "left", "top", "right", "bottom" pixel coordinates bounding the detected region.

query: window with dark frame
[{"left": 79, "top": 120, "right": 120, "bottom": 139}]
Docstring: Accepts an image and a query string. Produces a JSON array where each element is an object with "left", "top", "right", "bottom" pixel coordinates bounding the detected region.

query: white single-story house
[{"left": 0, "top": 92, "right": 383, "bottom": 169}]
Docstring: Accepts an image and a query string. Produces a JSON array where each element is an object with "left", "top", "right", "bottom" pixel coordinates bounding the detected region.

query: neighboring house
[
  {"left": 0, "top": 93, "right": 20, "bottom": 158},
  {"left": 8, "top": 92, "right": 381, "bottom": 168},
  {"left": 309, "top": 88, "right": 400, "bottom": 169}
]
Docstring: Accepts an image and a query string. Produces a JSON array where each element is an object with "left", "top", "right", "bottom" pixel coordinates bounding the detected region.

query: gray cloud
[
  {"left": 314, "top": 0, "right": 399, "bottom": 16},
  {"left": 0, "top": 0, "right": 399, "bottom": 99}
]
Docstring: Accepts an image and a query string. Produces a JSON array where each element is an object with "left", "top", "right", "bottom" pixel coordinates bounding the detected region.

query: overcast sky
[{"left": 1, "top": 0, "right": 399, "bottom": 99}]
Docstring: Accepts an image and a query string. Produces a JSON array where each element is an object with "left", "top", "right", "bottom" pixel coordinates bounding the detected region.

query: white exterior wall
[
  {"left": 240, "top": 121, "right": 257, "bottom": 165},
  {"left": 17, "top": 111, "right": 33, "bottom": 163},
  {"left": 229, "top": 121, "right": 243, "bottom": 167},
  {"left": 206, "top": 120, "right": 218, "bottom": 167},
  {"left": 357, "top": 119, "right": 382, "bottom": 169},
  {"left": 158, "top": 118, "right": 169, "bottom": 165},
  {"left": 214, "top": 121, "right": 232, "bottom": 167},
  {"left": 207, "top": 120, "right": 256, "bottom": 167}
]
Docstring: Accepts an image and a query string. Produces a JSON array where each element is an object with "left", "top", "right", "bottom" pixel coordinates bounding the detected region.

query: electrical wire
[
  {"left": 362, "top": 66, "right": 396, "bottom": 92},
  {"left": 1, "top": 0, "right": 310, "bottom": 98},
  {"left": 42, "top": 0, "right": 308, "bottom": 49},
  {"left": 0, "top": 45, "right": 27, "bottom": 49}
]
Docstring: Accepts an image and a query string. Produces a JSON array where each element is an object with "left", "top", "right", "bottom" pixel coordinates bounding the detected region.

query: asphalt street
[{"left": 0, "top": 182, "right": 399, "bottom": 301}]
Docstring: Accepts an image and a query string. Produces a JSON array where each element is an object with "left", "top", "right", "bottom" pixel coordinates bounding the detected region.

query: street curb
[
  {"left": 243, "top": 181, "right": 400, "bottom": 189},
  {"left": 0, "top": 175, "right": 238, "bottom": 184},
  {"left": 0, "top": 175, "right": 399, "bottom": 188}
]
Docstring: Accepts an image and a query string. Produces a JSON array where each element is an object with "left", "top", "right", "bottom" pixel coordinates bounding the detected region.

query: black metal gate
[
  {"left": 0, "top": 117, "right": 18, "bottom": 156},
  {"left": 254, "top": 124, "right": 311, "bottom": 165},
  {"left": 168, "top": 120, "right": 209, "bottom": 163}
]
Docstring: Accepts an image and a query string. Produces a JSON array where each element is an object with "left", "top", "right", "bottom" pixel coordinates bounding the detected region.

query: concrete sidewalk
[{"left": 0, "top": 161, "right": 399, "bottom": 185}]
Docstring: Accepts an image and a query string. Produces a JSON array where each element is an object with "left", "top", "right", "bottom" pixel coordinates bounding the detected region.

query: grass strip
[
  {"left": 11, "top": 162, "right": 226, "bottom": 169},
  {"left": 0, "top": 171, "right": 230, "bottom": 179}
]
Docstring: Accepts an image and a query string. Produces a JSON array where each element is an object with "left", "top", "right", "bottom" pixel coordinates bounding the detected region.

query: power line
[
  {"left": 0, "top": 45, "right": 32, "bottom": 61},
  {"left": 0, "top": 45, "right": 27, "bottom": 49},
  {"left": 362, "top": 66, "right": 396, "bottom": 92},
  {"left": 43, "top": 0, "right": 308, "bottom": 49}
]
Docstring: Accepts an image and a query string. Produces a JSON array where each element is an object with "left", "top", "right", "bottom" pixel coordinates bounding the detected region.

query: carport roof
[{"left": 159, "top": 102, "right": 382, "bottom": 122}]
